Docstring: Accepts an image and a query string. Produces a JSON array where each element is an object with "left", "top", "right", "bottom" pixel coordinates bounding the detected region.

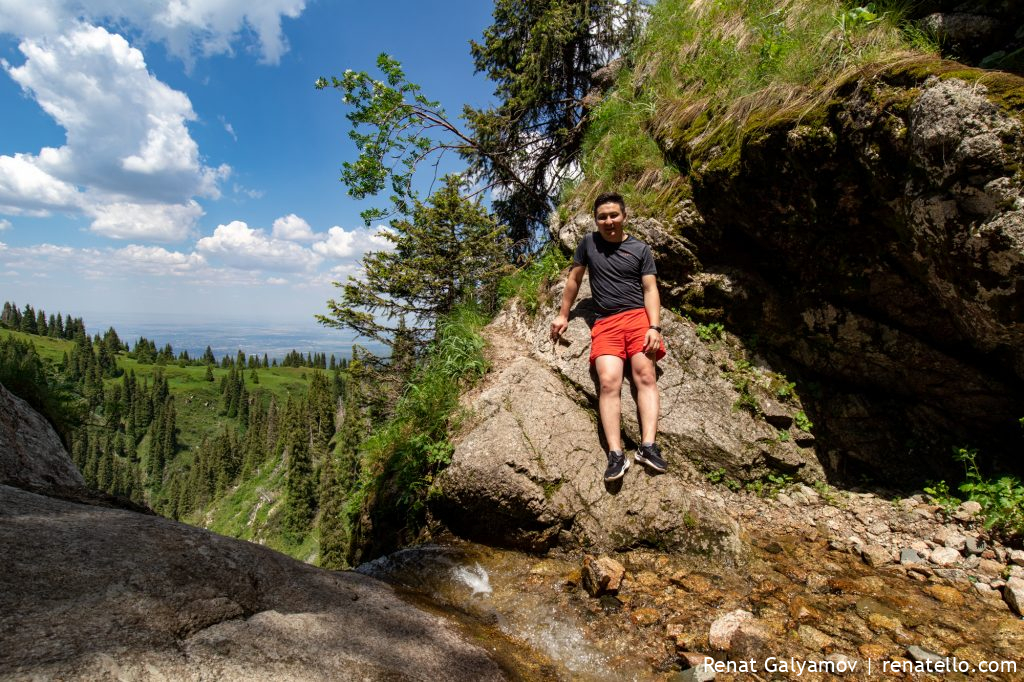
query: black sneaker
[
  {"left": 604, "top": 450, "right": 630, "bottom": 482},
  {"left": 635, "top": 443, "right": 667, "bottom": 473}
]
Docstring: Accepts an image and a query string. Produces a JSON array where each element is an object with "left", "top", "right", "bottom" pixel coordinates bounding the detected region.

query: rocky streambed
[{"left": 367, "top": 481, "right": 1024, "bottom": 681}]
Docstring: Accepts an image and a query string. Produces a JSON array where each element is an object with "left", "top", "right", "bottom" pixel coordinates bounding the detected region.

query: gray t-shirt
[{"left": 572, "top": 232, "right": 656, "bottom": 318}]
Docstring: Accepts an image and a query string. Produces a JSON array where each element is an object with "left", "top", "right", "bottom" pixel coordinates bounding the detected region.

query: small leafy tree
[{"left": 317, "top": 174, "right": 512, "bottom": 352}]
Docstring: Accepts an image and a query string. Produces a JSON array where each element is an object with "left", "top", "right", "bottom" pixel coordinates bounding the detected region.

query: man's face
[{"left": 594, "top": 201, "right": 625, "bottom": 241}]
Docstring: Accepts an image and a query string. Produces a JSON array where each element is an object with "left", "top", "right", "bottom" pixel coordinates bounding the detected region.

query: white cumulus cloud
[
  {"left": 0, "top": 24, "right": 229, "bottom": 240},
  {"left": 196, "top": 220, "right": 321, "bottom": 271},
  {"left": 0, "top": 0, "right": 307, "bottom": 65},
  {"left": 0, "top": 219, "right": 10, "bottom": 231},
  {"left": 89, "top": 200, "right": 204, "bottom": 241},
  {"left": 272, "top": 213, "right": 316, "bottom": 242},
  {"left": 312, "top": 226, "right": 356, "bottom": 257}
]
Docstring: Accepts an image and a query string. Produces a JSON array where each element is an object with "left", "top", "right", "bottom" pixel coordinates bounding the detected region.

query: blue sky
[{"left": 0, "top": 1, "right": 495, "bottom": 327}]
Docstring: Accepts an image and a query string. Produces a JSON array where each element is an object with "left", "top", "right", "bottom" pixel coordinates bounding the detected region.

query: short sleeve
[
  {"left": 572, "top": 235, "right": 589, "bottom": 268},
  {"left": 640, "top": 244, "right": 656, "bottom": 276}
]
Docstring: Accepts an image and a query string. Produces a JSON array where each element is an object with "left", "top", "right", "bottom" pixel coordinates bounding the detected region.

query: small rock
[
  {"left": 776, "top": 493, "right": 796, "bottom": 508},
  {"left": 1004, "top": 577, "right": 1024, "bottom": 616},
  {"left": 796, "top": 484, "right": 818, "bottom": 499},
  {"left": 630, "top": 607, "right": 660, "bottom": 627},
  {"left": 907, "top": 645, "right": 944, "bottom": 663},
  {"left": 929, "top": 547, "right": 961, "bottom": 567},
  {"left": 798, "top": 624, "right": 833, "bottom": 651},
  {"left": 977, "top": 558, "right": 1004, "bottom": 577},
  {"left": 1009, "top": 549, "right": 1024, "bottom": 567},
  {"left": 964, "top": 537, "right": 986, "bottom": 555},
  {"left": 934, "top": 529, "right": 967, "bottom": 551},
  {"left": 900, "top": 548, "right": 926, "bottom": 565},
  {"left": 910, "top": 540, "right": 931, "bottom": 554},
  {"left": 806, "top": 573, "right": 829, "bottom": 592},
  {"left": 933, "top": 568, "right": 970, "bottom": 583},
  {"left": 708, "top": 609, "right": 756, "bottom": 650},
  {"left": 954, "top": 500, "right": 982, "bottom": 521},
  {"left": 826, "top": 653, "right": 856, "bottom": 667},
  {"left": 861, "top": 545, "right": 892, "bottom": 567},
  {"left": 974, "top": 582, "right": 994, "bottom": 594},
  {"left": 582, "top": 555, "right": 625, "bottom": 597},
  {"left": 867, "top": 521, "right": 890, "bottom": 535},
  {"left": 789, "top": 491, "right": 809, "bottom": 505},
  {"left": 963, "top": 555, "right": 981, "bottom": 570},
  {"left": 1010, "top": 565, "right": 1024, "bottom": 579}
]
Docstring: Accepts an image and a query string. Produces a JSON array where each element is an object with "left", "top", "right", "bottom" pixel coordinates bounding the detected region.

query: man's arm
[
  {"left": 641, "top": 273, "right": 662, "bottom": 354},
  {"left": 550, "top": 264, "right": 586, "bottom": 341}
]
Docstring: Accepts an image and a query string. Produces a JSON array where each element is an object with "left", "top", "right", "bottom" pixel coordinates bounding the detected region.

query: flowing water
[{"left": 359, "top": 536, "right": 1024, "bottom": 681}]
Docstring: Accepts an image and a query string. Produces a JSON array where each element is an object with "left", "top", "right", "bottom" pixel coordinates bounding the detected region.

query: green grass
[
  {"left": 498, "top": 243, "right": 570, "bottom": 315},
  {"left": 0, "top": 328, "right": 74, "bottom": 363},
  {"left": 569, "top": 0, "right": 939, "bottom": 215},
  {"left": 344, "top": 304, "right": 489, "bottom": 546}
]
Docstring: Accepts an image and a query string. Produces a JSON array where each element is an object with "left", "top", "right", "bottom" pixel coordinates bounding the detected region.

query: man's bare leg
[
  {"left": 594, "top": 355, "right": 625, "bottom": 452},
  {"left": 629, "top": 351, "right": 659, "bottom": 443}
]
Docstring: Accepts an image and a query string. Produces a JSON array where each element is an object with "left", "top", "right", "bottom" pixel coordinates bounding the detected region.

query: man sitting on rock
[{"left": 550, "top": 192, "right": 667, "bottom": 482}]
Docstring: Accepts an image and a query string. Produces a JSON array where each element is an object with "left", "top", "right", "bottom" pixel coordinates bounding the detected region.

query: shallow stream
[{"left": 359, "top": 535, "right": 1024, "bottom": 681}]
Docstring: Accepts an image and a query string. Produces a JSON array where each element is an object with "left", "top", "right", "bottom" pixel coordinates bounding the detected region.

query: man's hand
[
  {"left": 643, "top": 328, "right": 661, "bottom": 355},
  {"left": 550, "top": 314, "right": 569, "bottom": 342}
]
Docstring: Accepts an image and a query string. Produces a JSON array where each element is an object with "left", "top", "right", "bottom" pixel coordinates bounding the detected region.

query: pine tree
[
  {"left": 205, "top": 364, "right": 214, "bottom": 381},
  {"left": 283, "top": 408, "right": 316, "bottom": 538}
]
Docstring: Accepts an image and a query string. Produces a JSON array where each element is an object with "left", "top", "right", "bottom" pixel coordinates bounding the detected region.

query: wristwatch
[{"left": 649, "top": 326, "right": 661, "bottom": 332}]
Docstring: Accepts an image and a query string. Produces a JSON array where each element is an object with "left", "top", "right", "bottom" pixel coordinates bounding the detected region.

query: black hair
[{"left": 593, "top": 192, "right": 626, "bottom": 216}]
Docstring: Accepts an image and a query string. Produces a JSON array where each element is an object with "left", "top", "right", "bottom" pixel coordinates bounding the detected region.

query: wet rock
[
  {"left": 798, "top": 625, "right": 833, "bottom": 651},
  {"left": 630, "top": 608, "right": 661, "bottom": 627},
  {"left": 582, "top": 555, "right": 625, "bottom": 597},
  {"left": 924, "top": 584, "right": 965, "bottom": 606},
  {"left": 929, "top": 547, "right": 961, "bottom": 567},
  {"left": 708, "top": 609, "right": 758, "bottom": 650},
  {"left": 1004, "top": 577, "right": 1024, "bottom": 616},
  {"left": 907, "top": 644, "right": 944, "bottom": 663}
]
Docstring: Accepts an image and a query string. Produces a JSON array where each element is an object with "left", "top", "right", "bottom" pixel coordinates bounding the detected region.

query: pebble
[
  {"left": 900, "top": 548, "right": 925, "bottom": 565},
  {"left": 861, "top": 545, "right": 891, "bottom": 567},
  {"left": 867, "top": 521, "right": 890, "bottom": 535},
  {"left": 776, "top": 493, "right": 795, "bottom": 508},
  {"left": 929, "top": 547, "right": 961, "bottom": 567},
  {"left": 934, "top": 529, "right": 967, "bottom": 551},
  {"left": 1009, "top": 549, "right": 1024, "bottom": 567},
  {"left": 907, "top": 645, "right": 944, "bottom": 663},
  {"left": 708, "top": 609, "right": 755, "bottom": 650},
  {"left": 1004, "top": 577, "right": 1024, "bottom": 616},
  {"left": 964, "top": 537, "right": 986, "bottom": 555}
]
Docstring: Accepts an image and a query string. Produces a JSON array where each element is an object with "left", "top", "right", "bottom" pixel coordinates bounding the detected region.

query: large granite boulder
[
  {"left": 0, "top": 390, "right": 504, "bottom": 681},
  {"left": 431, "top": 288, "right": 826, "bottom": 560},
  {"left": 0, "top": 383, "right": 85, "bottom": 494}
]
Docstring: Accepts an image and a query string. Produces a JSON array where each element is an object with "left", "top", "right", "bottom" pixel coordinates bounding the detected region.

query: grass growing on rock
[{"left": 568, "top": 0, "right": 940, "bottom": 216}]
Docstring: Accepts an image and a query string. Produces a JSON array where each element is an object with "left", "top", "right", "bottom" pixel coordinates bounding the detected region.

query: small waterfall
[{"left": 452, "top": 562, "right": 492, "bottom": 595}]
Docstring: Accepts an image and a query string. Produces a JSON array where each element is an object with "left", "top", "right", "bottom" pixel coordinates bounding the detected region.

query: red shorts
[{"left": 590, "top": 308, "right": 667, "bottom": 363}]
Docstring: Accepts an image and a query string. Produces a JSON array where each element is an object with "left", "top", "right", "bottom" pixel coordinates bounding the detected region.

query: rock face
[
  {"left": 431, "top": 288, "right": 828, "bottom": 560},
  {"left": 648, "top": 67, "right": 1024, "bottom": 481},
  {"left": 0, "top": 383, "right": 85, "bottom": 494},
  {"left": 0, "top": 393, "right": 504, "bottom": 681}
]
